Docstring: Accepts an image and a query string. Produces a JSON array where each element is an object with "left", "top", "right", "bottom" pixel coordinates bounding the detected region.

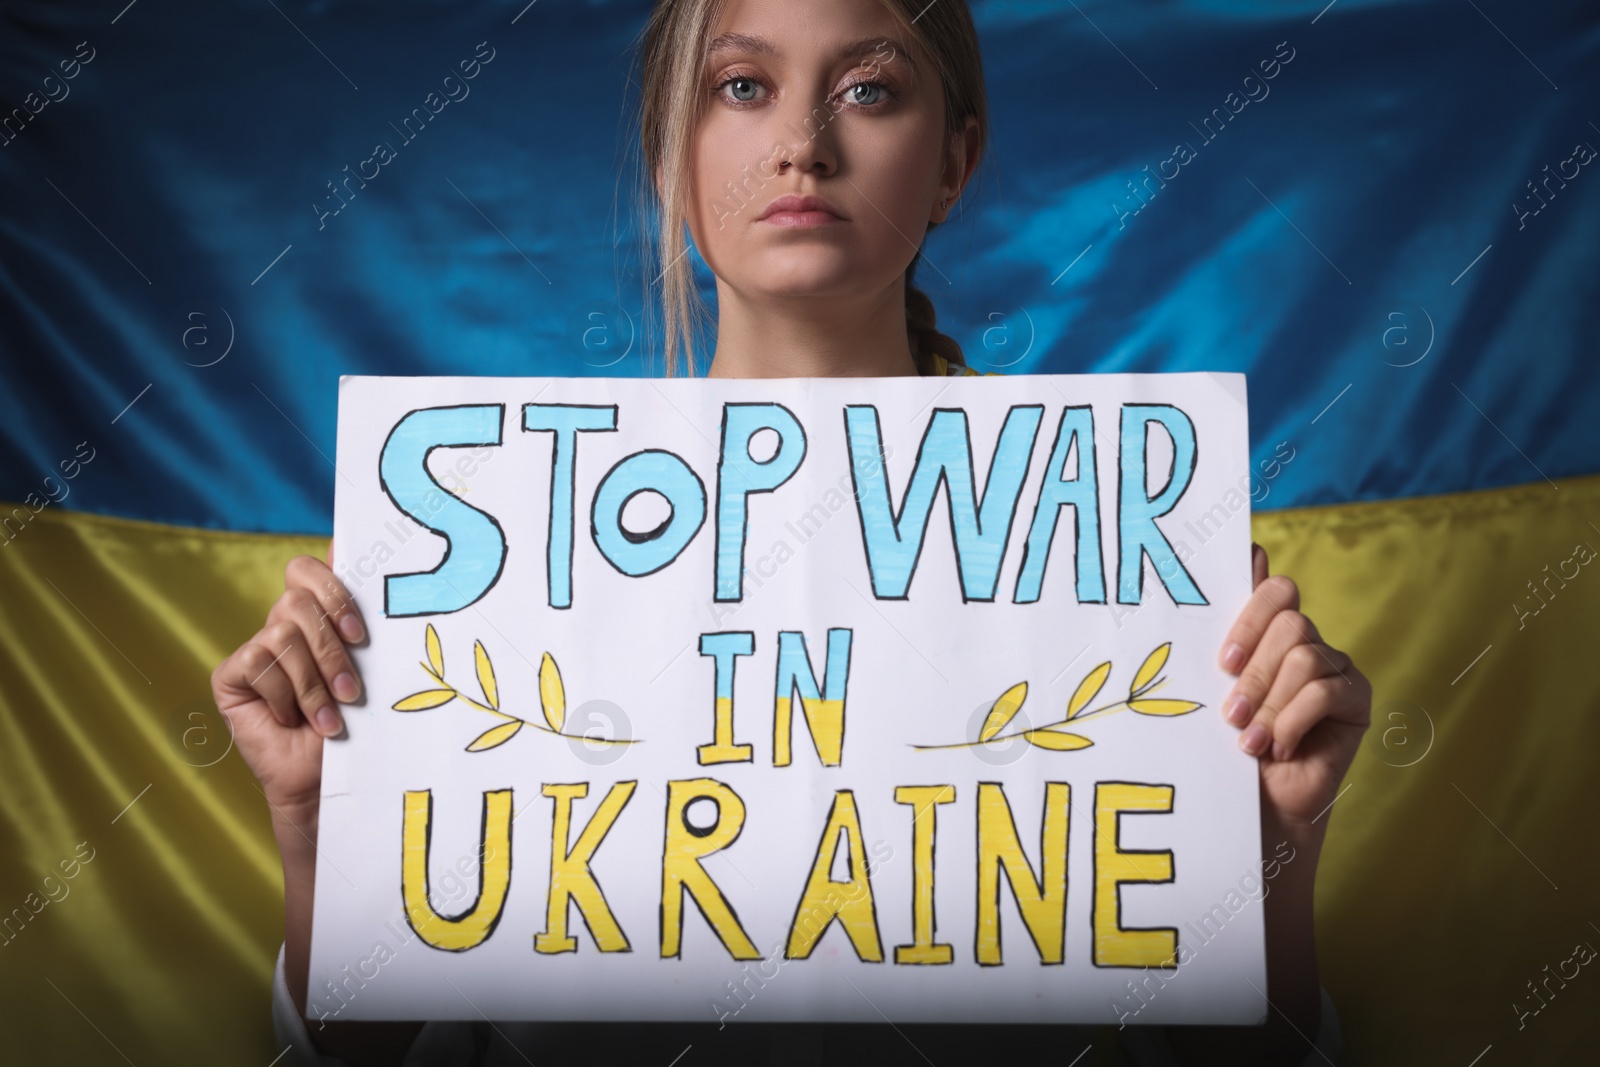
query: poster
[{"left": 308, "top": 371, "right": 1266, "bottom": 1026}]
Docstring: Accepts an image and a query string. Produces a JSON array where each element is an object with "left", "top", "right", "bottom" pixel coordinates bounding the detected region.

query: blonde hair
[{"left": 633, "top": 0, "right": 988, "bottom": 377}]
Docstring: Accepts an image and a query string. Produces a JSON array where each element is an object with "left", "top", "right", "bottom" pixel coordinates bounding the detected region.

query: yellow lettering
[
  {"left": 785, "top": 790, "right": 883, "bottom": 961},
  {"left": 660, "top": 779, "right": 759, "bottom": 959},
  {"left": 975, "top": 782, "right": 1070, "bottom": 965},
  {"left": 1093, "top": 781, "right": 1176, "bottom": 967},
  {"left": 893, "top": 785, "right": 955, "bottom": 964},
  {"left": 401, "top": 789, "right": 512, "bottom": 951},
  {"left": 773, "top": 695, "right": 845, "bottom": 766},
  {"left": 698, "top": 695, "right": 753, "bottom": 764},
  {"left": 534, "top": 781, "right": 637, "bottom": 954},
  {"left": 772, "top": 629, "right": 851, "bottom": 766}
]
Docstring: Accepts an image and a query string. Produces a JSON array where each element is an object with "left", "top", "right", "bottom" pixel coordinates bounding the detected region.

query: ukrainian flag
[{"left": 1, "top": 1, "right": 1595, "bottom": 1062}]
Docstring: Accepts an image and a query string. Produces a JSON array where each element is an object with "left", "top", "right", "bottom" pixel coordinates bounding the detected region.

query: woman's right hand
[
  {"left": 211, "top": 547, "right": 408, "bottom": 1047},
  {"left": 210, "top": 549, "right": 365, "bottom": 817}
]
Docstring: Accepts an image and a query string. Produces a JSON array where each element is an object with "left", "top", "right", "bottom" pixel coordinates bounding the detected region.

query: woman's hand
[
  {"left": 1220, "top": 542, "right": 1371, "bottom": 841},
  {"left": 210, "top": 549, "right": 364, "bottom": 815},
  {"left": 1168, "top": 541, "right": 1370, "bottom": 1062},
  {"left": 210, "top": 546, "right": 367, "bottom": 1030}
]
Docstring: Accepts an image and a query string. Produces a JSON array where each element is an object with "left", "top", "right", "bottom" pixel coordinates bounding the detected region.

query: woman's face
[{"left": 687, "top": 0, "right": 966, "bottom": 305}]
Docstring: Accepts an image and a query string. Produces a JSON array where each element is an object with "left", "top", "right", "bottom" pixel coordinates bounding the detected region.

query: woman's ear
[{"left": 937, "top": 115, "right": 983, "bottom": 220}]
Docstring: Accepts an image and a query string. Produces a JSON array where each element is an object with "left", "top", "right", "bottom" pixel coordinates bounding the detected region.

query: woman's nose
[{"left": 773, "top": 95, "right": 839, "bottom": 177}]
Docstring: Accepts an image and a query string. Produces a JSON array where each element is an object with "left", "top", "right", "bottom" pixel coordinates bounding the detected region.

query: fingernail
[
  {"left": 333, "top": 672, "right": 360, "bottom": 702},
  {"left": 315, "top": 705, "right": 343, "bottom": 737},
  {"left": 338, "top": 613, "right": 364, "bottom": 642},
  {"left": 1224, "top": 693, "right": 1251, "bottom": 727},
  {"left": 1221, "top": 642, "right": 1245, "bottom": 673},
  {"left": 1240, "top": 723, "right": 1269, "bottom": 756},
  {"left": 1271, "top": 740, "right": 1288, "bottom": 762}
]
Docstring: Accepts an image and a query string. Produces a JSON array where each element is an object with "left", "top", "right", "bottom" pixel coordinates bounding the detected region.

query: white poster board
[{"left": 309, "top": 372, "right": 1266, "bottom": 1027}]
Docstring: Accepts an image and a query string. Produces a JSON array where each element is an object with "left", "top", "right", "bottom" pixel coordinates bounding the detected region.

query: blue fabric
[{"left": 2, "top": 0, "right": 1596, "bottom": 534}]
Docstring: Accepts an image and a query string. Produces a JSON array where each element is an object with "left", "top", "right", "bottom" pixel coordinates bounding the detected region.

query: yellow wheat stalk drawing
[
  {"left": 391, "top": 624, "right": 641, "bottom": 753},
  {"left": 913, "top": 641, "right": 1203, "bottom": 753}
]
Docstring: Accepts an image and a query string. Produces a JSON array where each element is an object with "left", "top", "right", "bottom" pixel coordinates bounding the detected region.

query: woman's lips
[
  {"left": 757, "top": 194, "right": 847, "bottom": 227},
  {"left": 761, "top": 210, "right": 844, "bottom": 228}
]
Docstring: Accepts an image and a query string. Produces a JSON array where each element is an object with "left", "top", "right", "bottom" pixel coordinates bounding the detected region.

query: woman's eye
[
  {"left": 842, "top": 82, "right": 887, "bottom": 107},
  {"left": 718, "top": 76, "right": 764, "bottom": 104}
]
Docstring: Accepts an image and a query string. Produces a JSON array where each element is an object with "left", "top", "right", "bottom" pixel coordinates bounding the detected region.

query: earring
[{"left": 941, "top": 198, "right": 949, "bottom": 210}]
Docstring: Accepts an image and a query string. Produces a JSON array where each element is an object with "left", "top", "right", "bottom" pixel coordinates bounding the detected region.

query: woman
[{"left": 212, "top": 0, "right": 1371, "bottom": 1062}]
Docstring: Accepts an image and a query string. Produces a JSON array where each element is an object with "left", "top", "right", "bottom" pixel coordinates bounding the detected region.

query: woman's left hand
[
  {"left": 1218, "top": 542, "right": 1372, "bottom": 837},
  {"left": 1169, "top": 546, "right": 1367, "bottom": 1067}
]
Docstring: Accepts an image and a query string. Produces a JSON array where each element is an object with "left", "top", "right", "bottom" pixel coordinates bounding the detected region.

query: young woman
[{"left": 212, "top": 0, "right": 1371, "bottom": 1062}]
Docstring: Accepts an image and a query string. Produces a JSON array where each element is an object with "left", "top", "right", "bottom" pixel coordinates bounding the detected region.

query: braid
[{"left": 905, "top": 262, "right": 968, "bottom": 376}]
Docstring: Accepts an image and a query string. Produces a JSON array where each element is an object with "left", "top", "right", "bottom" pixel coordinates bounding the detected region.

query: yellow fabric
[
  {"left": 1250, "top": 473, "right": 1599, "bottom": 1064},
  {"left": 0, "top": 508, "right": 324, "bottom": 1060},
  {"left": 0, "top": 476, "right": 1596, "bottom": 1062},
  {"left": 927, "top": 351, "right": 988, "bottom": 377}
]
